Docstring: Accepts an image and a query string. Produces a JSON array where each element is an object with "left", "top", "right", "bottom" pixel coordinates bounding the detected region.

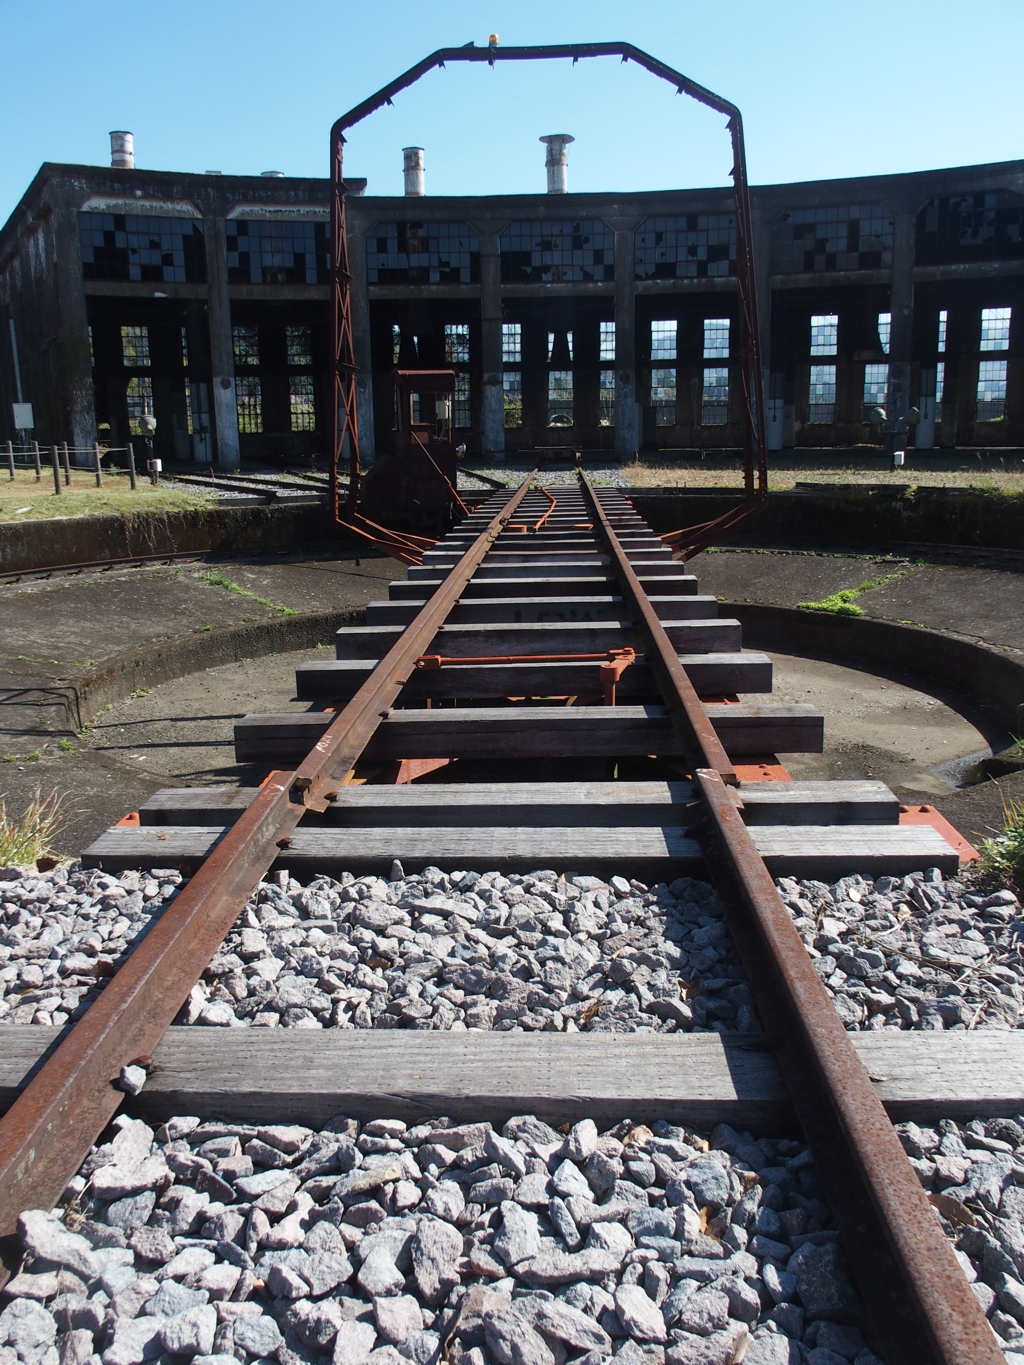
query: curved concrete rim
[{"left": 39, "top": 600, "right": 1024, "bottom": 750}]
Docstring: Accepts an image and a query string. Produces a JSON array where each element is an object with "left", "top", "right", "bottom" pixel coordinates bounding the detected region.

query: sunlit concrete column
[
  {"left": 478, "top": 230, "right": 504, "bottom": 459},
  {"left": 202, "top": 207, "right": 239, "bottom": 470}
]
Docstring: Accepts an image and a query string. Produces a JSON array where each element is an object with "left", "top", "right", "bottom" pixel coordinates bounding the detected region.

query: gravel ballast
[{"left": 0, "top": 1109, "right": 885, "bottom": 1365}]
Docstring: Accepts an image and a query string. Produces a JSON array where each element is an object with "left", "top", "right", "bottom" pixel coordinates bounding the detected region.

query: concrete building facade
[{"left": 1, "top": 151, "right": 1022, "bottom": 466}]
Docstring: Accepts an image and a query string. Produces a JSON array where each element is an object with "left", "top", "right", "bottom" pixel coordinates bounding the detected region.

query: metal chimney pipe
[
  {"left": 109, "top": 131, "right": 134, "bottom": 170},
  {"left": 403, "top": 147, "right": 425, "bottom": 197},
  {"left": 539, "top": 134, "right": 574, "bottom": 194}
]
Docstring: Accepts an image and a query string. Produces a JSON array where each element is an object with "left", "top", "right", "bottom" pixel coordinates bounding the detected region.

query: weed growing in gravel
[
  {"left": 0, "top": 788, "right": 68, "bottom": 865},
  {"left": 199, "top": 570, "right": 296, "bottom": 615},
  {"left": 979, "top": 792, "right": 1024, "bottom": 888}
]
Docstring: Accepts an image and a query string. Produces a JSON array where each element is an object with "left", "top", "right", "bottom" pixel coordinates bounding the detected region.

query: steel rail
[
  {"left": 578, "top": 474, "right": 735, "bottom": 782},
  {"left": 580, "top": 471, "right": 999, "bottom": 1362},
  {"left": 0, "top": 474, "right": 535, "bottom": 1259}
]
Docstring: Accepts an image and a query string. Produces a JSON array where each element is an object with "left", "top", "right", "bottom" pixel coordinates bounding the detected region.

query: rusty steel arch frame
[{"left": 329, "top": 41, "right": 768, "bottom": 558}]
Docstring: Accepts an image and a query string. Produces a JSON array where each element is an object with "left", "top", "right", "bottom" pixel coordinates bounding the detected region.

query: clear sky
[{"left": 1, "top": 0, "right": 1021, "bottom": 223}]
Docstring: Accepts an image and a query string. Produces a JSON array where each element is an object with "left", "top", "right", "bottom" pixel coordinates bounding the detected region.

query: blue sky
[{"left": 1, "top": 0, "right": 1021, "bottom": 222}]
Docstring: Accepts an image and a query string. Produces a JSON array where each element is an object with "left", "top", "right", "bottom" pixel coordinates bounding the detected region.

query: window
[
  {"left": 501, "top": 220, "right": 614, "bottom": 283},
  {"left": 980, "top": 307, "right": 1011, "bottom": 352},
  {"left": 287, "top": 326, "right": 313, "bottom": 367},
  {"left": 454, "top": 375, "right": 471, "bottom": 428},
  {"left": 235, "top": 376, "right": 263, "bottom": 434},
  {"left": 502, "top": 323, "right": 522, "bottom": 364},
  {"left": 548, "top": 371, "right": 573, "bottom": 427},
  {"left": 126, "top": 376, "right": 154, "bottom": 435},
  {"left": 226, "top": 219, "right": 329, "bottom": 285},
  {"left": 185, "top": 381, "right": 210, "bottom": 439},
  {"left": 702, "top": 368, "right": 729, "bottom": 425},
  {"left": 599, "top": 322, "right": 616, "bottom": 362},
  {"left": 634, "top": 215, "right": 736, "bottom": 279},
  {"left": 703, "top": 318, "right": 730, "bottom": 360},
  {"left": 938, "top": 310, "right": 948, "bottom": 354},
  {"left": 651, "top": 321, "right": 677, "bottom": 361},
  {"left": 877, "top": 313, "right": 891, "bottom": 355},
  {"left": 392, "top": 325, "right": 402, "bottom": 365},
  {"left": 863, "top": 363, "right": 889, "bottom": 414},
  {"left": 810, "top": 314, "right": 838, "bottom": 356},
  {"left": 444, "top": 324, "right": 470, "bottom": 364},
  {"left": 599, "top": 370, "right": 615, "bottom": 427},
  {"left": 368, "top": 222, "right": 479, "bottom": 284},
  {"left": 977, "top": 360, "right": 1008, "bottom": 420},
  {"left": 180, "top": 327, "right": 190, "bottom": 368},
  {"left": 773, "top": 204, "right": 893, "bottom": 273},
  {"left": 80, "top": 212, "right": 206, "bottom": 284},
  {"left": 808, "top": 365, "right": 837, "bottom": 423},
  {"left": 650, "top": 368, "right": 676, "bottom": 426},
  {"left": 935, "top": 361, "right": 945, "bottom": 406},
  {"left": 233, "top": 327, "right": 259, "bottom": 367},
  {"left": 547, "top": 331, "right": 574, "bottom": 363},
  {"left": 289, "top": 376, "right": 316, "bottom": 432},
  {"left": 503, "top": 372, "right": 522, "bottom": 427},
  {"left": 916, "top": 192, "right": 1024, "bottom": 265},
  {"left": 120, "top": 326, "right": 150, "bottom": 368}
]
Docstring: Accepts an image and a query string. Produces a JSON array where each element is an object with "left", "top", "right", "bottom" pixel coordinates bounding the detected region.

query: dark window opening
[
  {"left": 226, "top": 220, "right": 329, "bottom": 285},
  {"left": 634, "top": 215, "right": 736, "bottom": 280},
  {"left": 774, "top": 205, "right": 893, "bottom": 273},
  {"left": 916, "top": 192, "right": 1024, "bottom": 265},
  {"left": 80, "top": 213, "right": 206, "bottom": 284},
  {"left": 501, "top": 221, "right": 614, "bottom": 283},
  {"left": 367, "top": 222, "right": 479, "bottom": 284}
]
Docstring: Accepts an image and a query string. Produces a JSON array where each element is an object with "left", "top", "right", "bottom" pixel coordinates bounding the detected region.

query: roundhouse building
[{"left": 1, "top": 135, "right": 1021, "bottom": 466}]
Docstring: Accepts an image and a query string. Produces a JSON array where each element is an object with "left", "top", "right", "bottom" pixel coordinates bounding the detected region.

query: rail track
[{"left": 0, "top": 473, "right": 1007, "bottom": 1364}]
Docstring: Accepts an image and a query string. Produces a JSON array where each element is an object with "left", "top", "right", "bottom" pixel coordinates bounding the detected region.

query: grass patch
[
  {"left": 199, "top": 570, "right": 296, "bottom": 615},
  {"left": 979, "top": 791, "right": 1024, "bottom": 890},
  {"left": 618, "top": 457, "right": 1024, "bottom": 494},
  {"left": 798, "top": 571, "right": 907, "bottom": 616},
  {"left": 0, "top": 788, "right": 69, "bottom": 866},
  {"left": 0, "top": 469, "right": 214, "bottom": 522}
]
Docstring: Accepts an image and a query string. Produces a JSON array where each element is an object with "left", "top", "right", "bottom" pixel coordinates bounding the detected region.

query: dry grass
[
  {"left": 0, "top": 788, "right": 69, "bottom": 866},
  {"left": 621, "top": 457, "right": 1024, "bottom": 494},
  {"left": 0, "top": 468, "right": 214, "bottom": 523}
]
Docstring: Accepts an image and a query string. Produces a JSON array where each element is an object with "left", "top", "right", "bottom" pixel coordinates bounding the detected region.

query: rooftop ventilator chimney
[
  {"left": 403, "top": 147, "right": 425, "bottom": 196},
  {"left": 539, "top": 134, "right": 574, "bottom": 194},
  {"left": 109, "top": 131, "right": 134, "bottom": 170}
]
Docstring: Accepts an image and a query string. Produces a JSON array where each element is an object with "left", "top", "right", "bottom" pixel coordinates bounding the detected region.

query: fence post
[
  {"left": 5, "top": 441, "right": 13, "bottom": 481},
  {"left": 50, "top": 446, "right": 62, "bottom": 495},
  {"left": 93, "top": 442, "right": 103, "bottom": 487},
  {"left": 126, "top": 442, "right": 138, "bottom": 490},
  {"left": 61, "top": 441, "right": 71, "bottom": 486},
  {"left": 32, "top": 441, "right": 41, "bottom": 481}
]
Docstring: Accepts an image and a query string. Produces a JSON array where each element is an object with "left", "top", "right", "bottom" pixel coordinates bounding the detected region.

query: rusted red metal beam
[{"left": 0, "top": 474, "right": 535, "bottom": 1255}]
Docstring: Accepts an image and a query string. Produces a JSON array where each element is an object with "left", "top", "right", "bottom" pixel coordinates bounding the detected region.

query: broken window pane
[
  {"left": 634, "top": 215, "right": 736, "bottom": 279},
  {"left": 599, "top": 321, "right": 616, "bottom": 362},
  {"left": 444, "top": 323, "right": 470, "bottom": 364},
  {"left": 863, "top": 363, "right": 889, "bottom": 414},
  {"left": 980, "top": 307, "right": 1012, "bottom": 351},
  {"left": 977, "top": 359, "right": 1007, "bottom": 419},
  {"left": 453, "top": 375, "right": 471, "bottom": 428},
  {"left": 937, "top": 310, "right": 948, "bottom": 354},
  {"left": 226, "top": 219, "right": 329, "bottom": 284},
  {"left": 808, "top": 364, "right": 837, "bottom": 422},
  {"left": 502, "top": 323, "right": 522, "bottom": 364},
  {"left": 547, "top": 331, "right": 573, "bottom": 363},
  {"left": 703, "top": 318, "right": 730, "bottom": 360},
  {"left": 810, "top": 315, "right": 838, "bottom": 356},
  {"left": 368, "top": 222, "right": 479, "bottom": 284},
  {"left": 180, "top": 328, "right": 189, "bottom": 368},
  {"left": 289, "top": 375, "right": 316, "bottom": 432},
  {"left": 287, "top": 326, "right": 313, "bottom": 367},
  {"left": 702, "top": 367, "right": 729, "bottom": 425},
  {"left": 233, "top": 327, "right": 259, "bottom": 367},
  {"left": 773, "top": 204, "right": 893, "bottom": 272},
  {"left": 651, "top": 367, "right": 676, "bottom": 426},
  {"left": 503, "top": 371, "right": 522, "bottom": 427},
  {"left": 599, "top": 370, "right": 616, "bottom": 427},
  {"left": 916, "top": 192, "right": 1024, "bottom": 265},
  {"left": 651, "top": 321, "right": 677, "bottom": 362},
  {"left": 935, "top": 361, "right": 945, "bottom": 405},
  {"left": 80, "top": 212, "right": 206, "bottom": 283},
  {"left": 126, "top": 376, "right": 154, "bottom": 434},
  {"left": 877, "top": 313, "right": 891, "bottom": 355},
  {"left": 502, "top": 221, "right": 614, "bottom": 283},
  {"left": 392, "top": 325, "right": 402, "bottom": 365},
  {"left": 548, "top": 371, "right": 574, "bottom": 427},
  {"left": 235, "top": 376, "right": 263, "bottom": 434},
  {"left": 120, "top": 326, "right": 151, "bottom": 368}
]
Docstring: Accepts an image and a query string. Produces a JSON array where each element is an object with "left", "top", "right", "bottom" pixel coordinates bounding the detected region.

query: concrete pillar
[
  {"left": 52, "top": 206, "right": 96, "bottom": 455},
  {"left": 886, "top": 210, "right": 915, "bottom": 453},
  {"left": 202, "top": 206, "right": 239, "bottom": 470},
  {"left": 613, "top": 227, "right": 640, "bottom": 456},
  {"left": 478, "top": 230, "right": 504, "bottom": 459},
  {"left": 348, "top": 217, "right": 375, "bottom": 465},
  {"left": 915, "top": 364, "right": 937, "bottom": 449},
  {"left": 751, "top": 206, "right": 778, "bottom": 451}
]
